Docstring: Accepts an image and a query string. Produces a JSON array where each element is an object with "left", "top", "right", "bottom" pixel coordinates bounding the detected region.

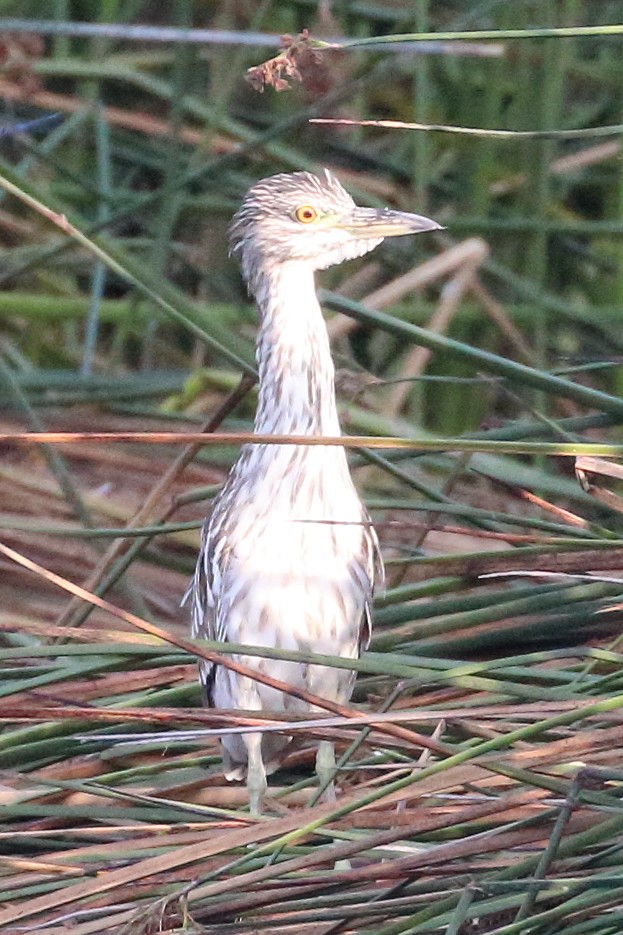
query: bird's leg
[
  {"left": 317, "top": 740, "right": 351, "bottom": 870},
  {"left": 244, "top": 732, "right": 267, "bottom": 815},
  {"left": 316, "top": 740, "right": 338, "bottom": 803}
]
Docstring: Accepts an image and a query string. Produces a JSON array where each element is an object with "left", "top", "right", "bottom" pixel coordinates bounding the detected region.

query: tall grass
[{"left": 1, "top": 1, "right": 623, "bottom": 932}]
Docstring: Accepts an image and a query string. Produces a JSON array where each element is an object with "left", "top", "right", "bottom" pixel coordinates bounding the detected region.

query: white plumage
[{"left": 186, "top": 170, "right": 440, "bottom": 812}]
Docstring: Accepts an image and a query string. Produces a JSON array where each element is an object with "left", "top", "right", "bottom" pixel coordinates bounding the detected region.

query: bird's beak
[{"left": 337, "top": 206, "right": 443, "bottom": 239}]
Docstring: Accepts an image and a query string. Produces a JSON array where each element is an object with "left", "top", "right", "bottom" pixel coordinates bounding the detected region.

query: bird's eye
[{"left": 294, "top": 204, "right": 318, "bottom": 224}]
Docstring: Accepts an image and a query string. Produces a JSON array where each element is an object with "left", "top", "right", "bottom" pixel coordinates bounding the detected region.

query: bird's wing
[
  {"left": 358, "top": 516, "right": 384, "bottom": 653},
  {"left": 185, "top": 518, "right": 231, "bottom": 645},
  {"left": 183, "top": 516, "right": 232, "bottom": 705}
]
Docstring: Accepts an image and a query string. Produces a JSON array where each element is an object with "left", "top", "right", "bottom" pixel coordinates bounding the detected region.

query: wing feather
[{"left": 183, "top": 514, "right": 231, "bottom": 703}]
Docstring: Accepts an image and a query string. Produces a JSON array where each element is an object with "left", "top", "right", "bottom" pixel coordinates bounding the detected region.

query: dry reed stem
[
  {"left": 386, "top": 241, "right": 488, "bottom": 415},
  {"left": 328, "top": 238, "right": 482, "bottom": 339}
]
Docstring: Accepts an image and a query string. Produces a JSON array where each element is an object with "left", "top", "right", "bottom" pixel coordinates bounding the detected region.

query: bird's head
[{"left": 229, "top": 169, "right": 441, "bottom": 287}]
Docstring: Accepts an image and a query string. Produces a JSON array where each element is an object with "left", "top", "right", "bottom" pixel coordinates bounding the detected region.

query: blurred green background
[{"left": 3, "top": 5, "right": 623, "bottom": 932}]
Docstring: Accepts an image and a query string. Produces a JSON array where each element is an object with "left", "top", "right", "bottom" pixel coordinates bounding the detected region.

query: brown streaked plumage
[{"left": 186, "top": 169, "right": 440, "bottom": 813}]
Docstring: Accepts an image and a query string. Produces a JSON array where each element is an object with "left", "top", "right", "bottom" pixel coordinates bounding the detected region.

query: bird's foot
[
  {"left": 316, "top": 740, "right": 339, "bottom": 804},
  {"left": 248, "top": 787, "right": 265, "bottom": 816},
  {"left": 244, "top": 732, "right": 267, "bottom": 816}
]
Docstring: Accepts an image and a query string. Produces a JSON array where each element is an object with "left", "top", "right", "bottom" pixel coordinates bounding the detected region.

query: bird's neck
[{"left": 252, "top": 262, "right": 341, "bottom": 436}]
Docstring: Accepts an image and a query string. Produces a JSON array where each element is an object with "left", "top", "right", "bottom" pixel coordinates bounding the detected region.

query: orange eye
[{"left": 294, "top": 204, "right": 318, "bottom": 224}]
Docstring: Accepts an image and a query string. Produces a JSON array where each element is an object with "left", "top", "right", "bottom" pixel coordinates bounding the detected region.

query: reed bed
[{"left": 2, "top": 2, "right": 623, "bottom": 932}]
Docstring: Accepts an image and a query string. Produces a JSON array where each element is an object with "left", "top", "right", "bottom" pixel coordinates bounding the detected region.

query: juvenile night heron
[{"left": 187, "top": 169, "right": 440, "bottom": 813}]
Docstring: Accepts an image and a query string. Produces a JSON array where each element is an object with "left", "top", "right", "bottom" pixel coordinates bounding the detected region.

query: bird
[{"left": 186, "top": 169, "right": 440, "bottom": 813}]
